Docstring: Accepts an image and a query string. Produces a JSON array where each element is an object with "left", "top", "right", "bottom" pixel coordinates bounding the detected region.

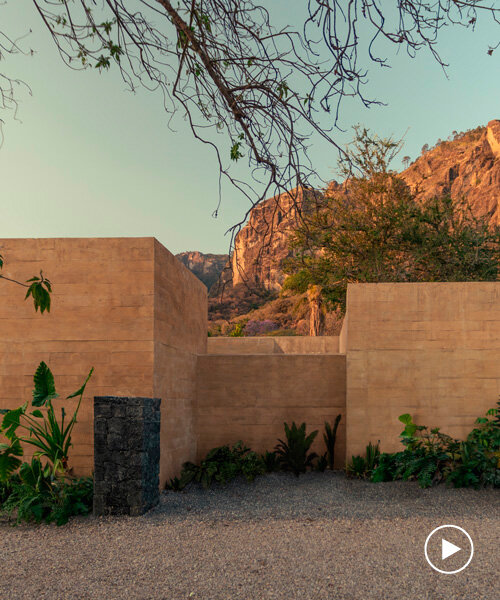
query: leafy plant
[
  {"left": 346, "top": 454, "right": 367, "bottom": 478},
  {"left": 370, "top": 406, "right": 499, "bottom": 488},
  {"left": 324, "top": 415, "right": 341, "bottom": 469},
  {"left": 315, "top": 453, "right": 328, "bottom": 472},
  {"left": 275, "top": 422, "right": 318, "bottom": 477},
  {"left": 346, "top": 442, "right": 380, "bottom": 478},
  {"left": 261, "top": 450, "right": 281, "bottom": 473},
  {"left": 175, "top": 441, "right": 265, "bottom": 490},
  {"left": 0, "top": 362, "right": 93, "bottom": 478},
  {"left": 1, "top": 459, "right": 93, "bottom": 525}
]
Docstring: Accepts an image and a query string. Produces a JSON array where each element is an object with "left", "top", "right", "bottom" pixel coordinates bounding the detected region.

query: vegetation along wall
[
  {"left": 345, "top": 282, "right": 500, "bottom": 459},
  {"left": 196, "top": 354, "right": 347, "bottom": 467},
  {"left": 1, "top": 239, "right": 497, "bottom": 483}
]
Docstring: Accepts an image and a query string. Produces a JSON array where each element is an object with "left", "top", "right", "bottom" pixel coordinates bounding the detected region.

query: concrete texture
[
  {"left": 0, "top": 238, "right": 207, "bottom": 481},
  {"left": 345, "top": 282, "right": 500, "bottom": 459},
  {"left": 197, "top": 354, "right": 346, "bottom": 466},
  {"left": 207, "top": 335, "right": 340, "bottom": 354}
]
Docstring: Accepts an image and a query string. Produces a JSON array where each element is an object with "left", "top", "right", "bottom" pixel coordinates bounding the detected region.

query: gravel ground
[{"left": 1, "top": 472, "right": 499, "bottom": 600}]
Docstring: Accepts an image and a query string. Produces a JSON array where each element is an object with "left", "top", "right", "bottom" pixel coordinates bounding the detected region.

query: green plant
[
  {"left": 370, "top": 406, "right": 499, "bottom": 489},
  {"left": 324, "top": 415, "right": 341, "bottom": 469},
  {"left": 176, "top": 441, "right": 265, "bottom": 489},
  {"left": 346, "top": 454, "right": 367, "bottom": 478},
  {"left": 261, "top": 450, "right": 281, "bottom": 473},
  {"left": 346, "top": 441, "right": 380, "bottom": 478},
  {"left": 0, "top": 362, "right": 93, "bottom": 478},
  {"left": 284, "top": 127, "right": 500, "bottom": 312},
  {"left": 1, "top": 459, "right": 93, "bottom": 525},
  {"left": 229, "top": 323, "right": 245, "bottom": 337},
  {"left": 315, "top": 453, "right": 328, "bottom": 472},
  {"left": 275, "top": 422, "right": 318, "bottom": 477}
]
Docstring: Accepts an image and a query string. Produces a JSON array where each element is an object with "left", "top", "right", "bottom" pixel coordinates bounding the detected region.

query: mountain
[
  {"left": 401, "top": 121, "right": 500, "bottom": 226},
  {"left": 175, "top": 251, "right": 228, "bottom": 290},
  {"left": 178, "top": 120, "right": 500, "bottom": 333}
]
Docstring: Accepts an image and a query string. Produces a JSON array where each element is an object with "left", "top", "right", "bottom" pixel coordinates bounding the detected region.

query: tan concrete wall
[
  {"left": 153, "top": 240, "right": 207, "bottom": 483},
  {"left": 345, "top": 282, "right": 500, "bottom": 459},
  {"left": 0, "top": 238, "right": 156, "bottom": 475},
  {"left": 207, "top": 336, "right": 340, "bottom": 355},
  {"left": 196, "top": 354, "right": 346, "bottom": 467},
  {"left": 0, "top": 237, "right": 207, "bottom": 483}
]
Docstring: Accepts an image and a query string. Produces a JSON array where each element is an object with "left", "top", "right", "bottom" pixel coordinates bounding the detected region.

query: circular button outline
[{"left": 424, "top": 525, "right": 474, "bottom": 574}]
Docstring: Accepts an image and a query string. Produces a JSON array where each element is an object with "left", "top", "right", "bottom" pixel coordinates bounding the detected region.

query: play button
[
  {"left": 442, "top": 539, "right": 461, "bottom": 560},
  {"left": 424, "top": 525, "right": 474, "bottom": 574}
]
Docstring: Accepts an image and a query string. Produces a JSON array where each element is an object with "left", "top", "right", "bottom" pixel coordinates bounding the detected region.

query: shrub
[
  {"left": 172, "top": 441, "right": 265, "bottom": 490},
  {"left": 275, "top": 422, "right": 318, "bottom": 476},
  {"left": 0, "top": 458, "right": 93, "bottom": 525},
  {"left": 0, "top": 361, "right": 93, "bottom": 478},
  {"left": 324, "top": 415, "right": 342, "bottom": 470},
  {"left": 261, "top": 450, "right": 281, "bottom": 473},
  {"left": 368, "top": 404, "right": 500, "bottom": 488},
  {"left": 347, "top": 441, "right": 380, "bottom": 479},
  {"left": 244, "top": 320, "right": 279, "bottom": 336},
  {"left": 0, "top": 362, "right": 94, "bottom": 525},
  {"left": 228, "top": 323, "right": 245, "bottom": 337}
]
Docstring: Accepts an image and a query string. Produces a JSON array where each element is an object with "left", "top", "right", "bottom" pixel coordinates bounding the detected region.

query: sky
[{"left": 1, "top": 1, "right": 499, "bottom": 255}]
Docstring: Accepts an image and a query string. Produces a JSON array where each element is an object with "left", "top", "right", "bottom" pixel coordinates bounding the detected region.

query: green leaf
[
  {"left": 66, "top": 367, "right": 94, "bottom": 399},
  {"left": 398, "top": 414, "right": 412, "bottom": 425},
  {"left": 1, "top": 404, "right": 27, "bottom": 439},
  {"left": 0, "top": 438, "right": 23, "bottom": 481},
  {"left": 32, "top": 362, "right": 59, "bottom": 407},
  {"left": 31, "top": 410, "right": 44, "bottom": 418}
]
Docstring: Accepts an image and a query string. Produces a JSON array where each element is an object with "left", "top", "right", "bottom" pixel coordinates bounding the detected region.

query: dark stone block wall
[{"left": 93, "top": 396, "right": 161, "bottom": 516}]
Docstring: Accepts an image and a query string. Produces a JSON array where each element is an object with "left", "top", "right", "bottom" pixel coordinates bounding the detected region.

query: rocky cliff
[
  {"left": 228, "top": 120, "right": 500, "bottom": 294},
  {"left": 401, "top": 121, "right": 500, "bottom": 226},
  {"left": 175, "top": 251, "right": 228, "bottom": 290},
  {"left": 179, "top": 120, "right": 500, "bottom": 329}
]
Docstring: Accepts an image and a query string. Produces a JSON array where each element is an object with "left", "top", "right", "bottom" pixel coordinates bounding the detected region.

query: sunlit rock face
[
  {"left": 401, "top": 121, "right": 500, "bottom": 227},
  {"left": 175, "top": 251, "right": 228, "bottom": 290},
  {"left": 181, "top": 121, "right": 500, "bottom": 307}
]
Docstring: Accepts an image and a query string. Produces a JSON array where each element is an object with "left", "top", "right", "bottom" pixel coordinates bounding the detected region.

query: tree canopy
[
  {"left": 1, "top": 1, "right": 499, "bottom": 234},
  {"left": 283, "top": 128, "right": 500, "bottom": 310}
]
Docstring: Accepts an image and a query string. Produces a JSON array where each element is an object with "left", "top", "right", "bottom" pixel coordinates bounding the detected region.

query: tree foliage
[
  {"left": 0, "top": 251, "right": 52, "bottom": 313},
  {"left": 284, "top": 128, "right": 500, "bottom": 309},
  {"left": 1, "top": 1, "right": 500, "bottom": 236}
]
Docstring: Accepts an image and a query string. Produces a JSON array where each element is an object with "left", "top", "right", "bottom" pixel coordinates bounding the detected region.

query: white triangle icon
[{"left": 442, "top": 538, "right": 461, "bottom": 560}]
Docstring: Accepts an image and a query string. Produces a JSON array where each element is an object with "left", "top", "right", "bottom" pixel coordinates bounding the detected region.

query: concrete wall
[
  {"left": 207, "top": 336, "right": 339, "bottom": 354},
  {"left": 0, "top": 238, "right": 207, "bottom": 482},
  {"left": 197, "top": 354, "right": 346, "bottom": 467},
  {"left": 153, "top": 240, "right": 207, "bottom": 483},
  {"left": 345, "top": 282, "right": 500, "bottom": 459}
]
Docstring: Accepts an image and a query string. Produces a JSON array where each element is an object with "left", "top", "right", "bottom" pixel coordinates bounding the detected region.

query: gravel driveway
[{"left": 1, "top": 472, "right": 498, "bottom": 600}]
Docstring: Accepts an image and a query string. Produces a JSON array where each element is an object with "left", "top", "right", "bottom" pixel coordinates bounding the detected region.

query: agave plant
[
  {"left": 275, "top": 422, "right": 318, "bottom": 477},
  {"left": 0, "top": 361, "right": 93, "bottom": 480}
]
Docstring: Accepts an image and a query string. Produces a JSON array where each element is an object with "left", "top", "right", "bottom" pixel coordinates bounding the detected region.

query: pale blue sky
[{"left": 1, "top": 2, "right": 499, "bottom": 254}]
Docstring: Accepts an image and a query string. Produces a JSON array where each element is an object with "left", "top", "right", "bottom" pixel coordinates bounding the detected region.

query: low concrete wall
[
  {"left": 207, "top": 336, "right": 340, "bottom": 354},
  {"left": 196, "top": 354, "right": 346, "bottom": 467},
  {"left": 345, "top": 282, "right": 500, "bottom": 459}
]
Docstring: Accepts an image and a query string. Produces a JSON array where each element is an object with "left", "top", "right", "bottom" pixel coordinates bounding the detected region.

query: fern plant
[{"left": 275, "top": 422, "right": 318, "bottom": 476}]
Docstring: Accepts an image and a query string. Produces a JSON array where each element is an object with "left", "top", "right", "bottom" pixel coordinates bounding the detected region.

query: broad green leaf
[
  {"left": 1, "top": 404, "right": 27, "bottom": 439},
  {"left": 32, "top": 361, "right": 59, "bottom": 407},
  {"left": 31, "top": 409, "right": 44, "bottom": 418},
  {"left": 398, "top": 414, "right": 412, "bottom": 425},
  {"left": 0, "top": 438, "right": 23, "bottom": 481}
]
